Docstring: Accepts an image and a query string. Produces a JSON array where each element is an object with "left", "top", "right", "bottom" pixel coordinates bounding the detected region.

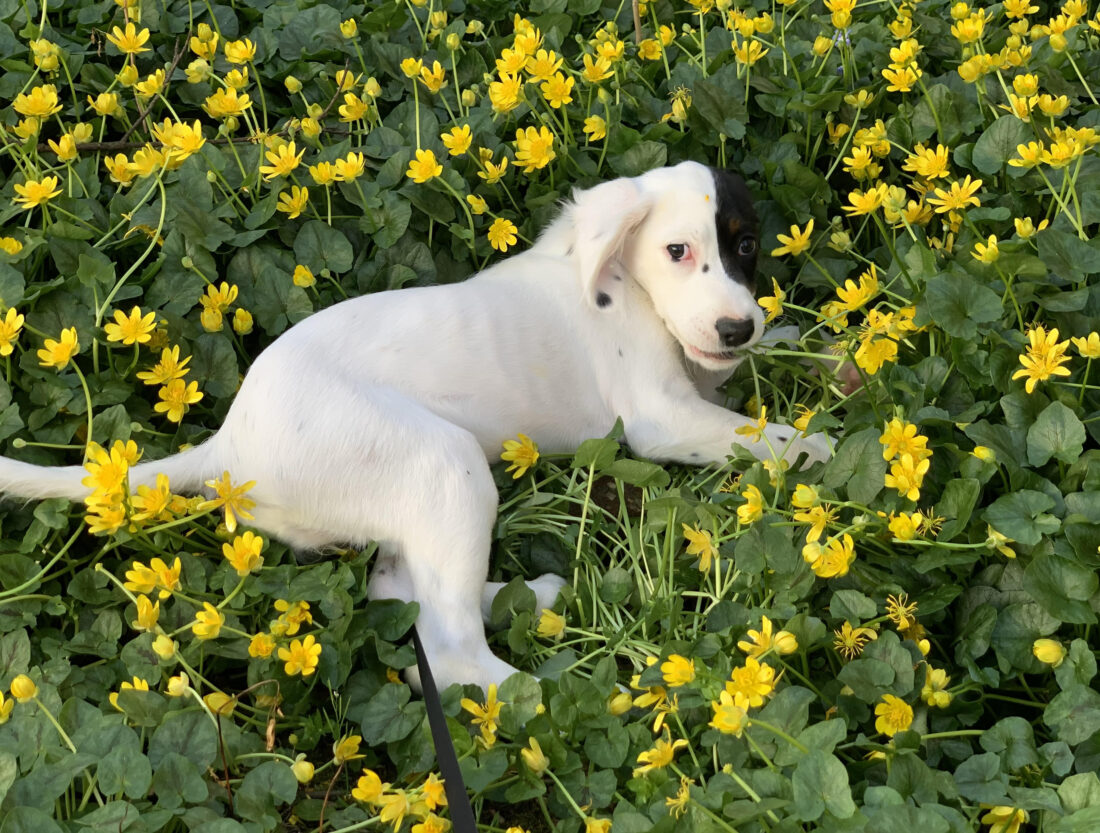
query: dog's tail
[{"left": 0, "top": 441, "right": 219, "bottom": 503}]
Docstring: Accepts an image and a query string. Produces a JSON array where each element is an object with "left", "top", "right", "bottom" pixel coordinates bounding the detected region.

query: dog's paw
[{"left": 529, "top": 573, "right": 569, "bottom": 611}]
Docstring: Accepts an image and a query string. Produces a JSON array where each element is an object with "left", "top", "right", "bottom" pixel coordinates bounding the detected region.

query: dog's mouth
[{"left": 685, "top": 343, "right": 743, "bottom": 364}]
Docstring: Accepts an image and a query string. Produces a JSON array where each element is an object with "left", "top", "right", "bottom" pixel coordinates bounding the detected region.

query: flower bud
[
  {"left": 1033, "top": 638, "right": 1066, "bottom": 667},
  {"left": 285, "top": 75, "right": 302, "bottom": 94},
  {"left": 10, "top": 674, "right": 37, "bottom": 702},
  {"left": 292, "top": 755, "right": 315, "bottom": 783}
]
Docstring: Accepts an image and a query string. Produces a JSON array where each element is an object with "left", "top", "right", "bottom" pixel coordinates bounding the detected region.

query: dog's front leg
[{"left": 625, "top": 397, "right": 831, "bottom": 468}]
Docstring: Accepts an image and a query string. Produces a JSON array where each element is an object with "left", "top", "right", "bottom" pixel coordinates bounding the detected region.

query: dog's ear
[{"left": 570, "top": 178, "right": 650, "bottom": 310}]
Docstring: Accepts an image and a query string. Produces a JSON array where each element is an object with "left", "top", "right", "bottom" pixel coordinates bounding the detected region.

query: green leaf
[
  {"left": 294, "top": 220, "right": 355, "bottom": 274},
  {"left": 971, "top": 117, "right": 1032, "bottom": 174},
  {"left": 1024, "top": 554, "right": 1098, "bottom": 624},
  {"left": 599, "top": 459, "right": 671, "bottom": 488},
  {"left": 572, "top": 436, "right": 620, "bottom": 470},
  {"left": 824, "top": 427, "right": 886, "bottom": 504},
  {"left": 791, "top": 750, "right": 856, "bottom": 821},
  {"left": 1045, "top": 685, "right": 1100, "bottom": 745},
  {"left": 954, "top": 752, "right": 1011, "bottom": 804},
  {"left": 358, "top": 683, "right": 425, "bottom": 744},
  {"left": 980, "top": 717, "right": 1040, "bottom": 770},
  {"left": 935, "top": 478, "right": 981, "bottom": 541},
  {"left": 0, "top": 807, "right": 65, "bottom": 833},
  {"left": 829, "top": 589, "right": 878, "bottom": 622},
  {"left": 982, "top": 490, "right": 1060, "bottom": 546},
  {"left": 0, "top": 753, "right": 16, "bottom": 807},
  {"left": 1027, "top": 401, "right": 1086, "bottom": 467},
  {"left": 147, "top": 710, "right": 218, "bottom": 771},
  {"left": 0, "top": 628, "right": 30, "bottom": 678},
  {"left": 234, "top": 761, "right": 299, "bottom": 829},
  {"left": 922, "top": 273, "right": 1003, "bottom": 339},
  {"left": 152, "top": 752, "right": 208, "bottom": 810},
  {"left": 609, "top": 141, "right": 668, "bottom": 177},
  {"left": 598, "top": 566, "right": 634, "bottom": 604},
  {"left": 1038, "top": 227, "right": 1100, "bottom": 281}
]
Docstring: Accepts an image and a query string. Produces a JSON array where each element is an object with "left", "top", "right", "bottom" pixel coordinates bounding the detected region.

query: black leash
[{"left": 412, "top": 626, "right": 478, "bottom": 831}]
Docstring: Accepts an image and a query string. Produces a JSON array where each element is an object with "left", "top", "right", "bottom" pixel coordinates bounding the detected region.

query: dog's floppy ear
[{"left": 570, "top": 177, "right": 650, "bottom": 310}]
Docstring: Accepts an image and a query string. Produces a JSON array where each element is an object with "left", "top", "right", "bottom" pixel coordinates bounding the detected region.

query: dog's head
[{"left": 571, "top": 161, "right": 762, "bottom": 372}]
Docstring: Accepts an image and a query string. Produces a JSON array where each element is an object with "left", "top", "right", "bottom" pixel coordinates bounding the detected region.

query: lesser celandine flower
[
  {"left": 201, "top": 471, "right": 256, "bottom": 533},
  {"left": 582, "top": 114, "right": 606, "bottom": 141},
  {"left": 0, "top": 308, "right": 25, "bottom": 355},
  {"left": 441, "top": 125, "right": 472, "bottom": 156},
  {"left": 332, "top": 734, "right": 364, "bottom": 765},
  {"left": 291, "top": 755, "right": 315, "bottom": 784},
  {"left": 737, "top": 484, "right": 764, "bottom": 525},
  {"left": 461, "top": 683, "right": 502, "bottom": 747},
  {"left": 466, "top": 194, "right": 488, "bottom": 215},
  {"left": 249, "top": 632, "right": 276, "bottom": 658},
  {"left": 725, "top": 656, "right": 776, "bottom": 708},
  {"left": 11, "top": 674, "right": 38, "bottom": 702},
  {"left": 758, "top": 278, "right": 784, "bottom": 322},
  {"left": 513, "top": 126, "right": 555, "bottom": 173},
  {"left": 192, "top": 602, "right": 225, "bottom": 640},
  {"left": 771, "top": 219, "right": 813, "bottom": 257},
  {"left": 107, "top": 22, "right": 151, "bottom": 54},
  {"left": 156, "top": 379, "right": 204, "bottom": 422},
  {"left": 224, "top": 38, "right": 256, "bottom": 63},
  {"left": 500, "top": 432, "right": 538, "bottom": 476},
  {"left": 536, "top": 609, "right": 565, "bottom": 640},
  {"left": 132, "top": 595, "right": 160, "bottom": 631},
  {"left": 521, "top": 737, "right": 550, "bottom": 773},
  {"left": 406, "top": 148, "right": 443, "bottom": 183},
  {"left": 1072, "top": 332, "right": 1100, "bottom": 358},
  {"left": 738, "top": 616, "right": 798, "bottom": 657},
  {"left": 277, "top": 186, "right": 310, "bottom": 219},
  {"left": 922, "top": 666, "right": 952, "bottom": 707},
  {"left": 709, "top": 690, "right": 748, "bottom": 735},
  {"left": 488, "top": 217, "right": 519, "bottom": 252},
  {"left": 834, "top": 621, "right": 877, "bottom": 658},
  {"left": 259, "top": 141, "right": 304, "bottom": 180},
  {"left": 1012, "top": 325, "right": 1072, "bottom": 393},
  {"left": 166, "top": 672, "right": 190, "bottom": 697},
  {"left": 682, "top": 524, "right": 716, "bottom": 571},
  {"left": 874, "top": 694, "right": 914, "bottom": 735},
  {"left": 1032, "top": 638, "right": 1066, "bottom": 667},
  {"left": 14, "top": 175, "right": 63, "bottom": 211},
  {"left": 981, "top": 806, "right": 1028, "bottom": 833},
  {"left": 37, "top": 327, "right": 79, "bottom": 369},
  {"left": 633, "top": 732, "right": 688, "bottom": 777},
  {"left": 223, "top": 531, "right": 265, "bottom": 576},
  {"left": 660, "top": 654, "right": 696, "bottom": 687},
  {"left": 105, "top": 305, "right": 156, "bottom": 345}
]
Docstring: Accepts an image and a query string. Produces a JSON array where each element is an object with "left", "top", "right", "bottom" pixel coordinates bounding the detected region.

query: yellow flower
[
  {"left": 737, "top": 484, "right": 764, "bottom": 526},
  {"left": 232, "top": 308, "right": 253, "bottom": 335},
  {"left": 134, "top": 70, "right": 166, "bottom": 99},
  {"left": 738, "top": 616, "right": 798, "bottom": 657},
  {"left": 981, "top": 806, "right": 1029, "bottom": 833},
  {"left": 461, "top": 683, "right": 503, "bottom": 747},
  {"left": 292, "top": 264, "right": 316, "bottom": 288},
  {"left": 166, "top": 672, "right": 190, "bottom": 697},
  {"left": 132, "top": 595, "right": 160, "bottom": 631},
  {"left": 352, "top": 769, "right": 388, "bottom": 803},
  {"left": 725, "top": 656, "right": 776, "bottom": 709},
  {"left": 466, "top": 195, "right": 488, "bottom": 215},
  {"left": 521, "top": 736, "right": 550, "bottom": 773},
  {"left": 580, "top": 53, "right": 614, "bottom": 84},
  {"left": 203, "top": 691, "right": 236, "bottom": 716},
  {"left": 758, "top": 277, "right": 785, "bottom": 323},
  {"left": 771, "top": 219, "right": 813, "bottom": 257},
  {"left": 501, "top": 432, "right": 538, "bottom": 477},
  {"left": 1011, "top": 325, "right": 1072, "bottom": 393},
  {"left": 804, "top": 533, "right": 857, "bottom": 578},
  {"left": 888, "top": 511, "right": 922, "bottom": 541},
  {"left": 277, "top": 185, "right": 310, "bottom": 219},
  {"left": 0, "top": 692, "right": 13, "bottom": 724},
  {"left": 922, "top": 666, "right": 952, "bottom": 708},
  {"left": 11, "top": 674, "right": 38, "bottom": 702},
  {"left": 633, "top": 731, "right": 688, "bottom": 777},
  {"left": 513, "top": 125, "right": 556, "bottom": 173},
  {"left": 406, "top": 148, "right": 443, "bottom": 183},
  {"left": 418, "top": 61, "right": 447, "bottom": 93},
  {"left": 479, "top": 154, "right": 509, "bottom": 184},
  {"left": 441, "top": 125, "right": 472, "bottom": 156},
  {"left": 272, "top": 599, "right": 313, "bottom": 636},
  {"left": 536, "top": 609, "right": 565, "bottom": 640},
  {"left": 1032, "top": 638, "right": 1066, "bottom": 667},
  {"left": 259, "top": 141, "right": 304, "bottom": 180},
  {"left": 793, "top": 504, "right": 836, "bottom": 544},
  {"left": 1072, "top": 332, "right": 1100, "bottom": 358},
  {"left": 204, "top": 87, "right": 252, "bottom": 118},
  {"left": 885, "top": 593, "right": 919, "bottom": 632},
  {"left": 192, "top": 602, "right": 225, "bottom": 640},
  {"left": 401, "top": 57, "right": 424, "bottom": 78},
  {"left": 540, "top": 72, "right": 574, "bottom": 108},
  {"left": 137, "top": 345, "right": 191, "bottom": 386},
  {"left": 248, "top": 632, "right": 276, "bottom": 658},
  {"left": 190, "top": 24, "right": 219, "bottom": 59},
  {"left": 524, "top": 48, "right": 561, "bottom": 80},
  {"left": 660, "top": 655, "right": 697, "bottom": 687},
  {"left": 338, "top": 92, "right": 369, "bottom": 122},
  {"left": 709, "top": 690, "right": 748, "bottom": 735},
  {"left": 48, "top": 133, "right": 78, "bottom": 162},
  {"left": 279, "top": 638, "right": 321, "bottom": 677},
  {"left": 1013, "top": 216, "right": 1047, "bottom": 237},
  {"left": 14, "top": 175, "right": 63, "bottom": 211},
  {"left": 735, "top": 406, "right": 768, "bottom": 444},
  {"left": 105, "top": 305, "right": 156, "bottom": 345},
  {"left": 582, "top": 114, "right": 607, "bottom": 141},
  {"left": 927, "top": 175, "right": 983, "bottom": 213},
  {"left": 224, "top": 38, "right": 256, "bottom": 64},
  {"left": 37, "top": 326, "right": 79, "bottom": 369},
  {"left": 223, "top": 531, "right": 265, "bottom": 576},
  {"left": 843, "top": 183, "right": 889, "bottom": 216},
  {"left": 0, "top": 308, "right": 25, "bottom": 355},
  {"left": 880, "top": 418, "right": 931, "bottom": 462},
  {"left": 340, "top": 17, "right": 357, "bottom": 38},
  {"left": 107, "top": 22, "right": 151, "bottom": 54},
  {"left": 874, "top": 694, "right": 914, "bottom": 735},
  {"left": 488, "top": 72, "right": 523, "bottom": 112},
  {"left": 488, "top": 217, "right": 519, "bottom": 252},
  {"left": 733, "top": 39, "right": 768, "bottom": 65},
  {"left": 885, "top": 453, "right": 930, "bottom": 501},
  {"left": 682, "top": 523, "right": 716, "bottom": 571},
  {"left": 200, "top": 471, "right": 257, "bottom": 534},
  {"left": 332, "top": 733, "right": 364, "bottom": 764},
  {"left": 151, "top": 634, "right": 176, "bottom": 659},
  {"left": 155, "top": 379, "right": 203, "bottom": 423},
  {"left": 291, "top": 755, "right": 315, "bottom": 784},
  {"left": 110, "top": 677, "right": 151, "bottom": 710},
  {"left": 834, "top": 621, "right": 877, "bottom": 659}
]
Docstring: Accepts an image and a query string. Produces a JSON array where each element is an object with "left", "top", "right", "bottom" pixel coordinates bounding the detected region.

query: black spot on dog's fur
[
  {"left": 702, "top": 264, "right": 710, "bottom": 273},
  {"left": 596, "top": 292, "right": 612, "bottom": 308},
  {"left": 709, "top": 167, "right": 759, "bottom": 293}
]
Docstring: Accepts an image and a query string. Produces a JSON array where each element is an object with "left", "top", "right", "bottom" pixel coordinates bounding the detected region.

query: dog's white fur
[{"left": 0, "top": 161, "right": 830, "bottom": 691}]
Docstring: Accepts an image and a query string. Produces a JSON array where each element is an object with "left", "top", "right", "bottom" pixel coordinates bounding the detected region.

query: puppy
[{"left": 0, "top": 161, "right": 830, "bottom": 691}]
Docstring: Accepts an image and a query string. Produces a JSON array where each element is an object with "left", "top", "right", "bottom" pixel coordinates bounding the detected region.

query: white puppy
[{"left": 0, "top": 161, "right": 829, "bottom": 691}]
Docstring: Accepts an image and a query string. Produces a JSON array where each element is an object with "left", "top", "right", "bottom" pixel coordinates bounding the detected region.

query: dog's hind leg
[{"left": 479, "top": 575, "right": 568, "bottom": 623}]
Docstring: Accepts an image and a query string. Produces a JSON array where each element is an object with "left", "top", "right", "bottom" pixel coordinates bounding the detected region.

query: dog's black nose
[{"left": 715, "top": 317, "right": 755, "bottom": 348}]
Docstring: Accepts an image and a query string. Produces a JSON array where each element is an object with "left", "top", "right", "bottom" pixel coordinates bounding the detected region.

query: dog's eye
[
  {"left": 666, "top": 243, "right": 687, "bottom": 262},
  {"left": 738, "top": 237, "right": 757, "bottom": 256}
]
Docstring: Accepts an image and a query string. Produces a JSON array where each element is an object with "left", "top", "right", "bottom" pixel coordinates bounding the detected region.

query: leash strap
[{"left": 412, "top": 626, "right": 478, "bottom": 831}]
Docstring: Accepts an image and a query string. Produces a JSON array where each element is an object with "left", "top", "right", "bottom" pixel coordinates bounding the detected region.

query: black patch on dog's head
[
  {"left": 709, "top": 167, "right": 759, "bottom": 293},
  {"left": 596, "top": 292, "right": 612, "bottom": 308}
]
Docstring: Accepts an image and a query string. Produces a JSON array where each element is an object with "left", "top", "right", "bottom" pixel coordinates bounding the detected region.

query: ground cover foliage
[{"left": 0, "top": 0, "right": 1098, "bottom": 828}]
